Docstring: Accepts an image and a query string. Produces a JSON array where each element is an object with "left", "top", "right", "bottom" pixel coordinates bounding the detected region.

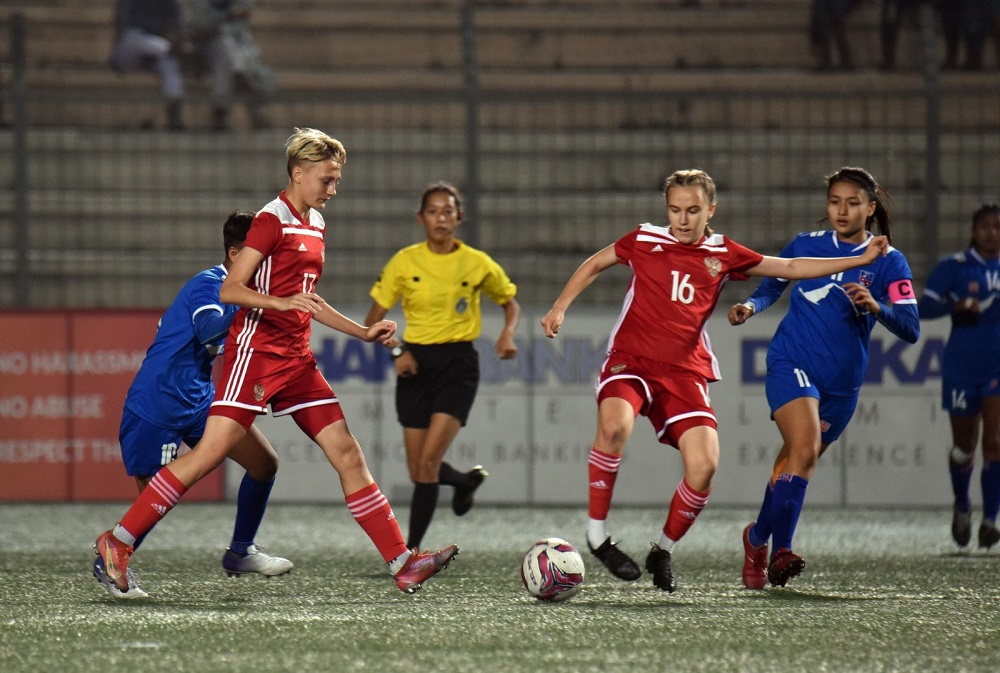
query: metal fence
[{"left": 2, "top": 14, "right": 999, "bottom": 310}]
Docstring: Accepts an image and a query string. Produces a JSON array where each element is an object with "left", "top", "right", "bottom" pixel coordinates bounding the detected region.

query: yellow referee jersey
[{"left": 369, "top": 240, "right": 517, "bottom": 345}]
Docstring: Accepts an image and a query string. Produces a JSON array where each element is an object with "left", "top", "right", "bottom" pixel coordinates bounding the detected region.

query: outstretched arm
[
  {"left": 540, "top": 244, "right": 620, "bottom": 338},
  {"left": 315, "top": 302, "right": 396, "bottom": 344},
  {"left": 748, "top": 236, "right": 889, "bottom": 280},
  {"left": 728, "top": 276, "right": 791, "bottom": 325}
]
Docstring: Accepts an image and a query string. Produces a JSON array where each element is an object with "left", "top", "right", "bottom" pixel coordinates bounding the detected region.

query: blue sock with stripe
[{"left": 769, "top": 474, "right": 808, "bottom": 556}]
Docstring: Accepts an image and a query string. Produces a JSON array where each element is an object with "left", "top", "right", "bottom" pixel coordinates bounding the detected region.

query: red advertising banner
[{"left": 0, "top": 311, "right": 224, "bottom": 502}]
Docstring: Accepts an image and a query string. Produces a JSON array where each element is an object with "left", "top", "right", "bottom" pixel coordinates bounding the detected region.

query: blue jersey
[
  {"left": 746, "top": 231, "right": 919, "bottom": 394},
  {"left": 123, "top": 264, "right": 237, "bottom": 429},
  {"left": 919, "top": 248, "right": 1000, "bottom": 382}
]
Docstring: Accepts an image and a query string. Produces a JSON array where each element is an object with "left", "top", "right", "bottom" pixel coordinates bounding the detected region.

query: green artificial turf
[{"left": 0, "top": 504, "right": 996, "bottom": 672}]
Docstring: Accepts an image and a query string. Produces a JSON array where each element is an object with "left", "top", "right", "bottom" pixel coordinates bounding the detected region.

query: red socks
[
  {"left": 663, "top": 478, "right": 710, "bottom": 542},
  {"left": 117, "top": 467, "right": 188, "bottom": 541},
  {"left": 588, "top": 448, "right": 621, "bottom": 520},
  {"left": 346, "top": 482, "right": 408, "bottom": 562}
]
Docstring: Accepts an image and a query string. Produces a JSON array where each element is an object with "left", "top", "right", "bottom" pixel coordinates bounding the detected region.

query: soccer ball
[{"left": 520, "top": 537, "right": 585, "bottom": 602}]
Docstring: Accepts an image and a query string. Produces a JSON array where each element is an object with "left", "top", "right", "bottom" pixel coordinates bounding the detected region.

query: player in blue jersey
[
  {"left": 918, "top": 203, "right": 1000, "bottom": 550},
  {"left": 728, "top": 167, "right": 920, "bottom": 588},
  {"left": 93, "top": 210, "right": 292, "bottom": 598}
]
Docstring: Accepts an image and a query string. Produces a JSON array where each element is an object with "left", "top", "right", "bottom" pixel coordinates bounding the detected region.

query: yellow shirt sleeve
[
  {"left": 479, "top": 253, "right": 518, "bottom": 306},
  {"left": 369, "top": 250, "right": 405, "bottom": 309}
]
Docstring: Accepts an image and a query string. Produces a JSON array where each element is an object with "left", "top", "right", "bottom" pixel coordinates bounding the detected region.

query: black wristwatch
[{"left": 390, "top": 345, "right": 405, "bottom": 359}]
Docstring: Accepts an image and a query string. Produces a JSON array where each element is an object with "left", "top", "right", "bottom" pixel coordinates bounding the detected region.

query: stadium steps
[{"left": 0, "top": 0, "right": 952, "bottom": 131}]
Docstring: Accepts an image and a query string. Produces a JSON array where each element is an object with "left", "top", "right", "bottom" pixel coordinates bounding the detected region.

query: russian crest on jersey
[{"left": 520, "top": 537, "right": 585, "bottom": 602}]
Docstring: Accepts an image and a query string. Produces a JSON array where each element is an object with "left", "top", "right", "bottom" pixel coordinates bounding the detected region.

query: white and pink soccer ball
[{"left": 520, "top": 537, "right": 585, "bottom": 602}]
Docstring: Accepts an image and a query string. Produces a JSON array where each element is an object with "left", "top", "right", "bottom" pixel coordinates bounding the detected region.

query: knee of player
[
  {"left": 981, "top": 437, "right": 1000, "bottom": 462},
  {"left": 412, "top": 457, "right": 442, "bottom": 482},
  {"left": 256, "top": 454, "right": 279, "bottom": 480},
  {"left": 789, "top": 442, "right": 821, "bottom": 469},
  {"left": 595, "top": 425, "right": 631, "bottom": 450},
  {"left": 321, "top": 438, "right": 366, "bottom": 470}
]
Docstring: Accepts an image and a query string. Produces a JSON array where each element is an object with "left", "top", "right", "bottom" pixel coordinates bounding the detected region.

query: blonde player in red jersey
[
  {"left": 540, "top": 169, "right": 888, "bottom": 593},
  {"left": 93, "top": 128, "right": 458, "bottom": 598}
]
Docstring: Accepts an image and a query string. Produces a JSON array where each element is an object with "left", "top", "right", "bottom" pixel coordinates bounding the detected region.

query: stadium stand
[
  {"left": 1, "top": 0, "right": 976, "bottom": 129},
  {"left": 0, "top": 1, "right": 997, "bottom": 308}
]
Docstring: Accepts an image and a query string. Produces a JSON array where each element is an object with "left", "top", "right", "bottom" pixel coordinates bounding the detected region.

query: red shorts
[
  {"left": 596, "top": 351, "right": 717, "bottom": 449},
  {"left": 211, "top": 349, "right": 344, "bottom": 438}
]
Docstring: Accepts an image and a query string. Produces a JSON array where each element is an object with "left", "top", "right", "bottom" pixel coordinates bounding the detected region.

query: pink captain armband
[{"left": 887, "top": 279, "right": 915, "bottom": 304}]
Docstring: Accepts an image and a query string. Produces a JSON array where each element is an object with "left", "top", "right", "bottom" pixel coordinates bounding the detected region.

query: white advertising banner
[{"left": 237, "top": 306, "right": 954, "bottom": 507}]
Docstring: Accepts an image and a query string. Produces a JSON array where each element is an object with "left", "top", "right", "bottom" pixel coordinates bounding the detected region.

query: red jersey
[
  {"left": 609, "top": 224, "right": 764, "bottom": 381},
  {"left": 229, "top": 192, "right": 327, "bottom": 357}
]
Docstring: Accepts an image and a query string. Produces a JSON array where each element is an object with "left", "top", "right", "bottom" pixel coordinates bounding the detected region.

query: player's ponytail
[{"left": 825, "top": 166, "right": 893, "bottom": 245}]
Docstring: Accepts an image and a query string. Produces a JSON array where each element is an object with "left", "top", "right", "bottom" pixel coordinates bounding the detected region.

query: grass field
[{"left": 0, "top": 503, "right": 996, "bottom": 673}]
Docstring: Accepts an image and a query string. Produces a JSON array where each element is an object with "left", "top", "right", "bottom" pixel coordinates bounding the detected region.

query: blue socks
[
  {"left": 770, "top": 474, "right": 808, "bottom": 555},
  {"left": 748, "top": 481, "right": 773, "bottom": 549},
  {"left": 229, "top": 474, "right": 275, "bottom": 556},
  {"left": 982, "top": 461, "right": 1000, "bottom": 522},
  {"left": 949, "top": 455, "right": 974, "bottom": 512}
]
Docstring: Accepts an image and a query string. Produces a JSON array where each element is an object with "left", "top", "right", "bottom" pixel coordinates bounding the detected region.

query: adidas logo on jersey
[
  {"left": 298, "top": 243, "right": 307, "bottom": 252},
  {"left": 651, "top": 244, "right": 664, "bottom": 252}
]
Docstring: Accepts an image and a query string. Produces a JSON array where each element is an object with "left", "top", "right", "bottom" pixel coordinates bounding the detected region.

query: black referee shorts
[{"left": 395, "top": 341, "right": 480, "bottom": 428}]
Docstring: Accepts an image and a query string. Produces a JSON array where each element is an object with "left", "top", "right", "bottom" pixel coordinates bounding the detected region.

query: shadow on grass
[{"left": 939, "top": 550, "right": 999, "bottom": 560}]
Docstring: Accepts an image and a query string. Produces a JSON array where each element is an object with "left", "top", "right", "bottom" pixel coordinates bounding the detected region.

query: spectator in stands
[
  {"left": 938, "top": 0, "right": 971, "bottom": 69},
  {"left": 881, "top": 0, "right": 966, "bottom": 70},
  {"left": 964, "top": 0, "right": 1000, "bottom": 70},
  {"left": 809, "top": 0, "right": 858, "bottom": 70},
  {"left": 109, "top": 0, "right": 186, "bottom": 131},
  {"left": 188, "top": 0, "right": 276, "bottom": 131}
]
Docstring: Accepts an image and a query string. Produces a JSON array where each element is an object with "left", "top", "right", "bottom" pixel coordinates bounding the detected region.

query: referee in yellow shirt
[{"left": 365, "top": 182, "right": 520, "bottom": 551}]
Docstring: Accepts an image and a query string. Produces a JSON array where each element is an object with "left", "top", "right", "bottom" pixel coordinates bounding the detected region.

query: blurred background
[
  {"left": 0, "top": 0, "right": 996, "bottom": 503},
  {"left": 1, "top": 0, "right": 998, "bottom": 309}
]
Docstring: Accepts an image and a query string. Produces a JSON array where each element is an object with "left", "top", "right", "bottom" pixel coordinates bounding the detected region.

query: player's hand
[
  {"left": 728, "top": 302, "right": 754, "bottom": 325},
  {"left": 954, "top": 296, "right": 980, "bottom": 315},
  {"left": 278, "top": 292, "right": 325, "bottom": 313},
  {"left": 364, "top": 320, "right": 397, "bottom": 344},
  {"left": 859, "top": 235, "right": 889, "bottom": 263},
  {"left": 496, "top": 334, "right": 518, "bottom": 360},
  {"left": 843, "top": 282, "right": 880, "bottom": 314},
  {"left": 540, "top": 308, "right": 564, "bottom": 338}
]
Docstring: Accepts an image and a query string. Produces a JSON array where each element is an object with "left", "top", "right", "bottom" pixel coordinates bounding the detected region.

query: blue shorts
[
  {"left": 941, "top": 373, "right": 1000, "bottom": 417},
  {"left": 765, "top": 358, "right": 858, "bottom": 445},
  {"left": 118, "top": 406, "right": 206, "bottom": 477}
]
